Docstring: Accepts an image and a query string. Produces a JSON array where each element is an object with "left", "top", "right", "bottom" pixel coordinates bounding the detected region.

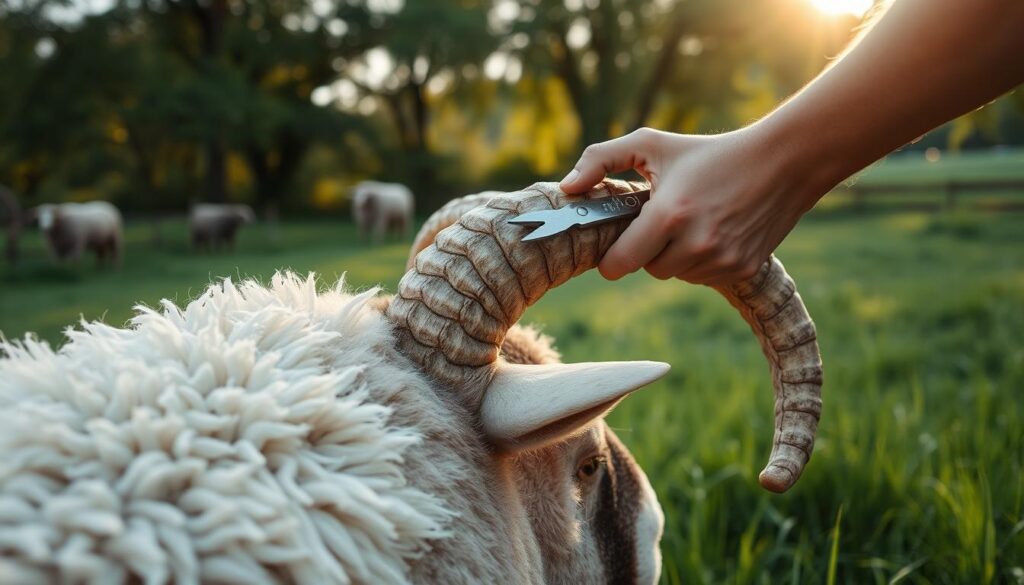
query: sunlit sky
[{"left": 807, "top": 0, "right": 873, "bottom": 17}]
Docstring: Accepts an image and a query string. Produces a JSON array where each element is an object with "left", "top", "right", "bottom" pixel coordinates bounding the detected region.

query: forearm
[{"left": 753, "top": 0, "right": 1024, "bottom": 207}]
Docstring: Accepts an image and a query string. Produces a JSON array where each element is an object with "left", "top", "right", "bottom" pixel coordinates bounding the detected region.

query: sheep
[
  {"left": 0, "top": 180, "right": 822, "bottom": 584},
  {"left": 34, "top": 201, "right": 123, "bottom": 266},
  {"left": 351, "top": 181, "right": 414, "bottom": 241},
  {"left": 189, "top": 203, "right": 256, "bottom": 251}
]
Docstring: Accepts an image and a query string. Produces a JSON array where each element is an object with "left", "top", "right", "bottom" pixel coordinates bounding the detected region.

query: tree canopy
[{"left": 1, "top": 0, "right": 1020, "bottom": 213}]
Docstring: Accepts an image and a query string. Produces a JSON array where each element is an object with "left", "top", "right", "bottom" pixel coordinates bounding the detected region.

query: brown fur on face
[{"left": 501, "top": 325, "right": 662, "bottom": 585}]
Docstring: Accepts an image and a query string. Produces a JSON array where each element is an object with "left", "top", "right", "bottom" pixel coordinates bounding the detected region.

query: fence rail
[{"left": 841, "top": 179, "right": 1024, "bottom": 209}]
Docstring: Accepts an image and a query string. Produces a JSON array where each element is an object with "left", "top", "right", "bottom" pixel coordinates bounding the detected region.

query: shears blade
[{"left": 508, "top": 189, "right": 651, "bottom": 242}]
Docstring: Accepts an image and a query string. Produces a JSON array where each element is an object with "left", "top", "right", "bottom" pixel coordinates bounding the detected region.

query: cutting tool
[{"left": 508, "top": 189, "right": 651, "bottom": 242}]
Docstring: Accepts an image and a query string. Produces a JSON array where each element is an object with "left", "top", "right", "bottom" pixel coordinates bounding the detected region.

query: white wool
[
  {"left": 352, "top": 182, "right": 414, "bottom": 214},
  {"left": 190, "top": 203, "right": 256, "bottom": 223},
  {"left": 0, "top": 273, "right": 453, "bottom": 585},
  {"left": 38, "top": 202, "right": 121, "bottom": 232}
]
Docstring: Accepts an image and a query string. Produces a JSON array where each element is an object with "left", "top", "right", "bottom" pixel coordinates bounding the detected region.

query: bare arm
[
  {"left": 561, "top": 0, "right": 1024, "bottom": 284},
  {"left": 766, "top": 0, "right": 1024, "bottom": 206}
]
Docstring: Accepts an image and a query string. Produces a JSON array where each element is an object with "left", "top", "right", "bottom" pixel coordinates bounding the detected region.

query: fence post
[
  {"left": 944, "top": 182, "right": 958, "bottom": 210},
  {"left": 851, "top": 187, "right": 866, "bottom": 212},
  {"left": 151, "top": 217, "right": 163, "bottom": 249}
]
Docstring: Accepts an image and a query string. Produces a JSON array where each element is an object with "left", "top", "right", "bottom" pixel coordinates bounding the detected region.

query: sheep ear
[{"left": 480, "top": 361, "right": 670, "bottom": 452}]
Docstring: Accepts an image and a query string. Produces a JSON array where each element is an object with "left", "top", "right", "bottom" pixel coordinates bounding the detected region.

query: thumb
[{"left": 560, "top": 130, "right": 653, "bottom": 194}]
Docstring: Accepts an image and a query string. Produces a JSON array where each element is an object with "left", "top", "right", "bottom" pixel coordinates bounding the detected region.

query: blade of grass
[{"left": 827, "top": 505, "right": 844, "bottom": 585}]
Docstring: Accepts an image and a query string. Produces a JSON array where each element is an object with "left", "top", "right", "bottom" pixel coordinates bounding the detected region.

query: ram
[{"left": 0, "top": 181, "right": 821, "bottom": 584}]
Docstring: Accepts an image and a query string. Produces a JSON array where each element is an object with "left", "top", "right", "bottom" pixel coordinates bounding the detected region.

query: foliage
[{"left": 0, "top": 1, "right": 1022, "bottom": 214}]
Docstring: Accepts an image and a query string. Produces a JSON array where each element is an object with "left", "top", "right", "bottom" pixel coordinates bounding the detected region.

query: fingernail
[
  {"left": 598, "top": 265, "right": 620, "bottom": 281},
  {"left": 559, "top": 169, "right": 579, "bottom": 187}
]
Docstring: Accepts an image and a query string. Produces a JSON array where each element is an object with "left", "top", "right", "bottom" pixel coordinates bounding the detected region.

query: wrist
[{"left": 744, "top": 111, "right": 852, "bottom": 214}]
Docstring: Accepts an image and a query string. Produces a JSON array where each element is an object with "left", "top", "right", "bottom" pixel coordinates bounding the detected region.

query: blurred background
[
  {"left": 3, "top": 0, "right": 1021, "bottom": 215},
  {"left": 1, "top": 1, "right": 1023, "bottom": 584}
]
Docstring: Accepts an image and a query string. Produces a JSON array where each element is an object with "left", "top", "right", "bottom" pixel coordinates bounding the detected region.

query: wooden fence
[{"left": 842, "top": 179, "right": 1024, "bottom": 209}]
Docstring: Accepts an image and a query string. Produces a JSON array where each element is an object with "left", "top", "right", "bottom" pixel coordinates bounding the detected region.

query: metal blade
[
  {"left": 507, "top": 209, "right": 555, "bottom": 226},
  {"left": 508, "top": 189, "right": 652, "bottom": 242},
  {"left": 521, "top": 222, "right": 568, "bottom": 242}
]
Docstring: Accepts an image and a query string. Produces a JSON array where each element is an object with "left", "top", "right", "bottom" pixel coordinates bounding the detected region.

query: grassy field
[{"left": 2, "top": 198, "right": 1024, "bottom": 583}]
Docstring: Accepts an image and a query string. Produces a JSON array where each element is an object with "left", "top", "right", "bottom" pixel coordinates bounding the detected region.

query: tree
[
  {"left": 500, "top": 0, "right": 704, "bottom": 146},
  {"left": 500, "top": 0, "right": 863, "bottom": 147},
  {"left": 329, "top": 0, "right": 498, "bottom": 208},
  {"left": 132, "top": 0, "right": 368, "bottom": 207}
]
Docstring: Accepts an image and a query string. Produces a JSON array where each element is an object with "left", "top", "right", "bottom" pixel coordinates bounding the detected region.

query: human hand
[{"left": 560, "top": 126, "right": 825, "bottom": 285}]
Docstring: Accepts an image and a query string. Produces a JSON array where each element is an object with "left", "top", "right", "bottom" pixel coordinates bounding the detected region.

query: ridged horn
[
  {"left": 387, "top": 180, "right": 822, "bottom": 492},
  {"left": 406, "top": 190, "right": 505, "bottom": 270}
]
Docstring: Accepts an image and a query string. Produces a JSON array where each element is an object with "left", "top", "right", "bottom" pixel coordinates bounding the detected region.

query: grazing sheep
[
  {"left": 34, "top": 201, "right": 123, "bottom": 266},
  {"left": 189, "top": 204, "right": 256, "bottom": 251},
  {"left": 0, "top": 180, "right": 822, "bottom": 584},
  {"left": 351, "top": 181, "right": 414, "bottom": 240}
]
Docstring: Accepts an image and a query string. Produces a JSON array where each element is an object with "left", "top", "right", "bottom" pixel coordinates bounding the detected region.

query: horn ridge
[{"left": 407, "top": 191, "right": 506, "bottom": 269}]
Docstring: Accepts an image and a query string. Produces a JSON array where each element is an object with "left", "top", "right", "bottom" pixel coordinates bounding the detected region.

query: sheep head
[{"left": 386, "top": 179, "right": 822, "bottom": 581}]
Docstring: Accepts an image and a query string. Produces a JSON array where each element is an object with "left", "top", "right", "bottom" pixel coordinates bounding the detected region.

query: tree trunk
[
  {"left": 410, "top": 80, "right": 428, "bottom": 151},
  {"left": 124, "top": 121, "right": 163, "bottom": 208},
  {"left": 631, "top": 11, "right": 688, "bottom": 131},
  {"left": 406, "top": 80, "right": 437, "bottom": 209},
  {"left": 194, "top": 0, "right": 228, "bottom": 203},
  {"left": 0, "top": 185, "right": 20, "bottom": 265},
  {"left": 204, "top": 141, "right": 227, "bottom": 203},
  {"left": 247, "top": 134, "right": 309, "bottom": 216},
  {"left": 549, "top": 19, "right": 614, "bottom": 147}
]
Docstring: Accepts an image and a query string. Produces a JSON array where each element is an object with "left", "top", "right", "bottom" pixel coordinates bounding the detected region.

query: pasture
[{"left": 2, "top": 194, "right": 1023, "bottom": 584}]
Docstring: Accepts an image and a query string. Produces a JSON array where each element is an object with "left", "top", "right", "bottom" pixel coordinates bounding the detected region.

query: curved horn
[
  {"left": 387, "top": 180, "right": 821, "bottom": 492},
  {"left": 406, "top": 191, "right": 504, "bottom": 269}
]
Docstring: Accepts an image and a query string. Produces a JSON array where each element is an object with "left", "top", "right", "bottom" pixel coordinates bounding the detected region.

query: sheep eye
[{"left": 576, "top": 456, "right": 606, "bottom": 481}]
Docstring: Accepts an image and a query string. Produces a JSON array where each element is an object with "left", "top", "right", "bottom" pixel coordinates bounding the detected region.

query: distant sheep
[
  {"left": 351, "top": 181, "right": 414, "bottom": 240},
  {"left": 35, "top": 201, "right": 123, "bottom": 266},
  {"left": 189, "top": 204, "right": 255, "bottom": 251}
]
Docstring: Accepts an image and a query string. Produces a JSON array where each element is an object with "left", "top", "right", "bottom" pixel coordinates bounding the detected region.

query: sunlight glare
[{"left": 808, "top": 0, "right": 873, "bottom": 17}]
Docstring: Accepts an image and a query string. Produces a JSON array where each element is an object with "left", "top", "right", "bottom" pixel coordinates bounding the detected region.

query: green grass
[{"left": 2, "top": 204, "right": 1023, "bottom": 584}]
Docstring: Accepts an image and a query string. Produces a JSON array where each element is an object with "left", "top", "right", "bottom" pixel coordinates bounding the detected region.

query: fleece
[{"left": 0, "top": 273, "right": 454, "bottom": 585}]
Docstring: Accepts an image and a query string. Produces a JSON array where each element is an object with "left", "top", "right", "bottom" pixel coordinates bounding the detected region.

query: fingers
[
  {"left": 643, "top": 235, "right": 714, "bottom": 281},
  {"left": 560, "top": 128, "right": 657, "bottom": 194},
  {"left": 640, "top": 220, "right": 766, "bottom": 285},
  {"left": 598, "top": 201, "right": 675, "bottom": 280},
  {"left": 679, "top": 259, "right": 764, "bottom": 286}
]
